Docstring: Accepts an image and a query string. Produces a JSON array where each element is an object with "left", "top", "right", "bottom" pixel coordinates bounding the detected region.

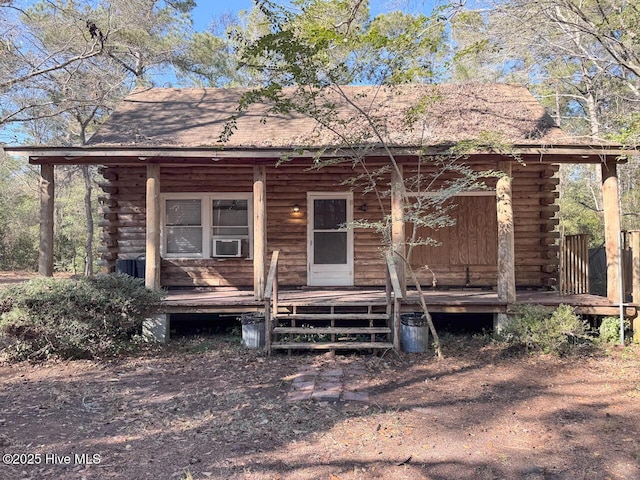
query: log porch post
[
  {"left": 145, "top": 163, "right": 161, "bottom": 290},
  {"left": 391, "top": 164, "right": 406, "bottom": 295},
  {"left": 601, "top": 162, "right": 622, "bottom": 303},
  {"left": 39, "top": 164, "right": 55, "bottom": 277},
  {"left": 142, "top": 163, "right": 169, "bottom": 343},
  {"left": 253, "top": 165, "right": 267, "bottom": 300},
  {"left": 495, "top": 160, "right": 516, "bottom": 331}
]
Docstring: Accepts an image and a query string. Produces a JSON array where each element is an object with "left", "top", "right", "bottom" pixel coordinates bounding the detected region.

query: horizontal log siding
[
  {"left": 160, "top": 165, "right": 253, "bottom": 288},
  {"left": 99, "top": 163, "right": 385, "bottom": 287},
  {"left": 161, "top": 166, "right": 254, "bottom": 286},
  {"left": 98, "top": 166, "right": 146, "bottom": 269},
  {"left": 98, "top": 158, "right": 559, "bottom": 289},
  {"left": 513, "top": 163, "right": 559, "bottom": 287},
  {"left": 98, "top": 166, "right": 255, "bottom": 286},
  {"left": 404, "top": 160, "right": 559, "bottom": 288},
  {"left": 264, "top": 164, "right": 385, "bottom": 286}
]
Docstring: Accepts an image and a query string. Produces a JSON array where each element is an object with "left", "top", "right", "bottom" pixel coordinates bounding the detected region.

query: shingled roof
[{"left": 87, "top": 83, "right": 569, "bottom": 149}]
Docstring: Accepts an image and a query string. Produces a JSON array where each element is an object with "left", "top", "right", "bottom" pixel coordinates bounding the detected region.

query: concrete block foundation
[{"left": 143, "top": 313, "right": 170, "bottom": 343}]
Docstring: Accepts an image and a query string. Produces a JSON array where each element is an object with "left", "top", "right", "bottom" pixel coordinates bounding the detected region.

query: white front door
[{"left": 307, "top": 192, "right": 354, "bottom": 286}]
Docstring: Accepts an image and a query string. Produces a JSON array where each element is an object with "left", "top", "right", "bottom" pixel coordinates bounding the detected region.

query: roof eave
[{"left": 3, "top": 143, "right": 633, "bottom": 165}]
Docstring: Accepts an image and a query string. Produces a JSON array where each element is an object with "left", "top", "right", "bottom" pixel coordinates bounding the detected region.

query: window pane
[
  {"left": 314, "top": 199, "right": 346, "bottom": 230},
  {"left": 212, "top": 226, "right": 249, "bottom": 236},
  {"left": 314, "top": 232, "right": 347, "bottom": 264},
  {"left": 166, "top": 199, "right": 201, "bottom": 226},
  {"left": 166, "top": 226, "right": 202, "bottom": 254},
  {"left": 213, "top": 199, "right": 248, "bottom": 226},
  {"left": 213, "top": 200, "right": 248, "bottom": 234}
]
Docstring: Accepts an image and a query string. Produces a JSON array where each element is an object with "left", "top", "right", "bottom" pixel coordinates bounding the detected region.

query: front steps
[{"left": 270, "top": 304, "right": 394, "bottom": 353}]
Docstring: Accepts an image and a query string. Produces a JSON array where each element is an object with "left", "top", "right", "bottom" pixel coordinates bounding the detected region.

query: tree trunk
[{"left": 584, "top": 86, "right": 600, "bottom": 138}]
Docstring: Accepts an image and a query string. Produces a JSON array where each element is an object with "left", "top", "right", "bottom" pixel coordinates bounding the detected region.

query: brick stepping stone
[{"left": 286, "top": 363, "right": 370, "bottom": 403}]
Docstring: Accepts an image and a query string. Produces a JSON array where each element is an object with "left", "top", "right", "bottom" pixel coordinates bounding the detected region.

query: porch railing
[
  {"left": 560, "top": 234, "right": 589, "bottom": 295},
  {"left": 264, "top": 250, "right": 280, "bottom": 356},
  {"left": 386, "top": 252, "right": 404, "bottom": 351},
  {"left": 623, "top": 231, "right": 640, "bottom": 304}
]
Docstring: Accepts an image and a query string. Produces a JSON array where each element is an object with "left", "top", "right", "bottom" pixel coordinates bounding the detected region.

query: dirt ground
[
  {"left": 0, "top": 271, "right": 74, "bottom": 286},
  {"left": 0, "top": 333, "right": 639, "bottom": 480}
]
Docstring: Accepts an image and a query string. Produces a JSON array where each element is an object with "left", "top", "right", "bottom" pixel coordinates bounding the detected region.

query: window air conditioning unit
[{"left": 212, "top": 238, "right": 242, "bottom": 257}]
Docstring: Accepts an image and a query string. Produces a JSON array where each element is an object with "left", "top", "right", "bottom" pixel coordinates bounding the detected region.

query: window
[
  {"left": 162, "top": 193, "right": 252, "bottom": 258},
  {"left": 212, "top": 198, "right": 250, "bottom": 257},
  {"left": 165, "top": 199, "right": 203, "bottom": 255}
]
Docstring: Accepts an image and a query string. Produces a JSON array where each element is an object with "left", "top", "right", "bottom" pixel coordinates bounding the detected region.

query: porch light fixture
[
  {"left": 292, "top": 204, "right": 300, "bottom": 213},
  {"left": 360, "top": 204, "right": 368, "bottom": 212}
]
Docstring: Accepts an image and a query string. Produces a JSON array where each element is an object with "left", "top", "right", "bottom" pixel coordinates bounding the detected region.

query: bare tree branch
[{"left": 0, "top": 45, "right": 104, "bottom": 91}]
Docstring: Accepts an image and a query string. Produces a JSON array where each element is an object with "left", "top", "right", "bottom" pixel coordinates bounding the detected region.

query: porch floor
[{"left": 163, "top": 287, "right": 637, "bottom": 317}]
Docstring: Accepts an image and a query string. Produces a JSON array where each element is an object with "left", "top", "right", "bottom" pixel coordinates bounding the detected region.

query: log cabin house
[{"left": 6, "top": 83, "right": 638, "bottom": 351}]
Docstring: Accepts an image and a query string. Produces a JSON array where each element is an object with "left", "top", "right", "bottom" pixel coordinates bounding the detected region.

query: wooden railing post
[
  {"left": 560, "top": 234, "right": 589, "bottom": 295},
  {"left": 273, "top": 269, "right": 278, "bottom": 318},
  {"left": 385, "top": 265, "right": 392, "bottom": 315},
  {"left": 391, "top": 165, "right": 406, "bottom": 295},
  {"left": 386, "top": 253, "right": 404, "bottom": 352},
  {"left": 393, "top": 297, "right": 401, "bottom": 352},
  {"left": 264, "top": 300, "right": 271, "bottom": 355},
  {"left": 264, "top": 250, "right": 280, "bottom": 355}
]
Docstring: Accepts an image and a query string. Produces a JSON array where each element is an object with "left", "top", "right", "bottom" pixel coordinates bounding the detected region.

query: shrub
[
  {"left": 499, "top": 304, "right": 590, "bottom": 355},
  {"left": 598, "top": 316, "right": 630, "bottom": 344},
  {"left": 0, "top": 274, "right": 165, "bottom": 362}
]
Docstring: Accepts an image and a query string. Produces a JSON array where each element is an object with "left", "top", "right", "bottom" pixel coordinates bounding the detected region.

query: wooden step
[
  {"left": 273, "top": 313, "right": 389, "bottom": 321},
  {"left": 273, "top": 327, "right": 390, "bottom": 335},
  {"left": 271, "top": 341, "right": 394, "bottom": 350}
]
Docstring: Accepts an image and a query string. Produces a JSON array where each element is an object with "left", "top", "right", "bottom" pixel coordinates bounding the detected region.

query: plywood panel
[{"left": 410, "top": 196, "right": 498, "bottom": 268}]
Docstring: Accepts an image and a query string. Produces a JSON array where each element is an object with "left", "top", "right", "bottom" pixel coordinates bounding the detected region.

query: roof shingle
[{"left": 88, "top": 84, "right": 568, "bottom": 148}]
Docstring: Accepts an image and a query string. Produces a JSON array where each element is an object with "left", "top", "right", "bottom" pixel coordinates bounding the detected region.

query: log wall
[
  {"left": 405, "top": 161, "right": 559, "bottom": 288},
  {"left": 513, "top": 162, "right": 560, "bottom": 287},
  {"left": 97, "top": 157, "right": 559, "bottom": 289},
  {"left": 263, "top": 163, "right": 386, "bottom": 286}
]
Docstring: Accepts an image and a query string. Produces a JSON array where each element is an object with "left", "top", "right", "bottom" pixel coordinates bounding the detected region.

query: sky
[
  {"left": 0, "top": 0, "right": 443, "bottom": 144},
  {"left": 190, "top": 0, "right": 441, "bottom": 32},
  {"left": 191, "top": 0, "right": 254, "bottom": 30}
]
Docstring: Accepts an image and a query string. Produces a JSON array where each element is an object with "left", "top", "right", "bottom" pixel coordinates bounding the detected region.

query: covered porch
[
  {"left": 157, "top": 284, "right": 638, "bottom": 352},
  {"left": 14, "top": 144, "right": 638, "bottom": 349}
]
